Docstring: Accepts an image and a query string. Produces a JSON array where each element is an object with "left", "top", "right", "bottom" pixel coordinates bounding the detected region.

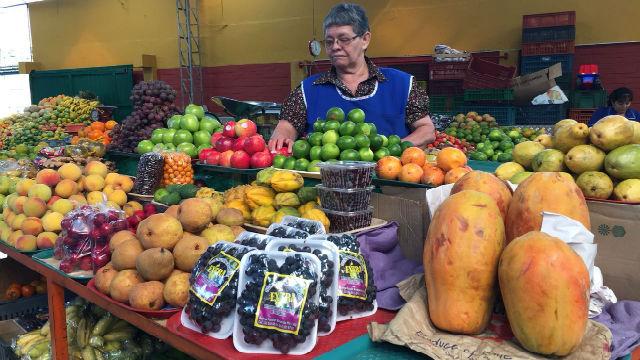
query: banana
[
  {"left": 81, "top": 346, "right": 96, "bottom": 360},
  {"left": 40, "top": 321, "right": 51, "bottom": 336},
  {"left": 27, "top": 340, "right": 50, "bottom": 358},
  {"left": 76, "top": 318, "right": 88, "bottom": 348},
  {"left": 22, "top": 338, "right": 49, "bottom": 356}
]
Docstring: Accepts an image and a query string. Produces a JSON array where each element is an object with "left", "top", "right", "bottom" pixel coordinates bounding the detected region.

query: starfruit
[
  {"left": 270, "top": 170, "right": 304, "bottom": 193},
  {"left": 245, "top": 186, "right": 276, "bottom": 209},
  {"left": 274, "top": 192, "right": 300, "bottom": 208},
  {"left": 251, "top": 205, "right": 276, "bottom": 227}
]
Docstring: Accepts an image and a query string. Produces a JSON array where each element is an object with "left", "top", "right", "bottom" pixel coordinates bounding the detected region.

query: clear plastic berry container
[
  {"left": 317, "top": 161, "right": 375, "bottom": 189},
  {"left": 316, "top": 185, "right": 374, "bottom": 212},
  {"left": 321, "top": 206, "right": 373, "bottom": 233}
]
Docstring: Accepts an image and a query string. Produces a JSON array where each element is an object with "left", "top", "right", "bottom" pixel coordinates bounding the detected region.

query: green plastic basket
[
  {"left": 571, "top": 90, "right": 607, "bottom": 108},
  {"left": 463, "top": 88, "right": 514, "bottom": 102},
  {"left": 429, "top": 95, "right": 464, "bottom": 113}
]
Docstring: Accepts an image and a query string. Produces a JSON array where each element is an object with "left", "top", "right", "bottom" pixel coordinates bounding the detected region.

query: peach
[
  {"left": 104, "top": 172, "right": 120, "bottom": 185},
  {"left": 108, "top": 190, "right": 127, "bottom": 207},
  {"left": 106, "top": 201, "right": 121, "bottom": 210},
  {"left": 36, "top": 169, "right": 60, "bottom": 186},
  {"left": 15, "top": 179, "right": 36, "bottom": 196},
  {"left": 0, "top": 222, "right": 11, "bottom": 242},
  {"left": 7, "top": 230, "right": 23, "bottom": 246},
  {"left": 11, "top": 214, "right": 26, "bottom": 230},
  {"left": 50, "top": 199, "right": 74, "bottom": 215},
  {"left": 115, "top": 175, "right": 134, "bottom": 192},
  {"left": 11, "top": 196, "right": 27, "bottom": 214},
  {"left": 36, "top": 231, "right": 57, "bottom": 249},
  {"left": 54, "top": 179, "right": 79, "bottom": 198},
  {"left": 21, "top": 217, "right": 43, "bottom": 236},
  {"left": 47, "top": 195, "right": 62, "bottom": 207},
  {"left": 77, "top": 176, "right": 85, "bottom": 192},
  {"left": 15, "top": 234, "right": 37, "bottom": 251},
  {"left": 4, "top": 211, "right": 15, "bottom": 226},
  {"left": 3, "top": 207, "right": 13, "bottom": 219},
  {"left": 5, "top": 194, "right": 17, "bottom": 212},
  {"left": 28, "top": 184, "right": 52, "bottom": 202},
  {"left": 84, "top": 174, "right": 105, "bottom": 192},
  {"left": 84, "top": 161, "right": 108, "bottom": 178},
  {"left": 58, "top": 163, "right": 82, "bottom": 181},
  {"left": 42, "top": 212, "right": 63, "bottom": 232},
  {"left": 102, "top": 185, "right": 115, "bottom": 196},
  {"left": 87, "top": 191, "right": 105, "bottom": 205},
  {"left": 23, "top": 198, "right": 47, "bottom": 218},
  {"left": 68, "top": 194, "right": 87, "bottom": 205},
  {"left": 123, "top": 201, "right": 143, "bottom": 217}
]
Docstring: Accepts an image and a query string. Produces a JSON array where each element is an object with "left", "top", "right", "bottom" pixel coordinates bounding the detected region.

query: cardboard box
[
  {"left": 511, "top": 62, "right": 562, "bottom": 105},
  {"left": 588, "top": 200, "right": 640, "bottom": 301}
]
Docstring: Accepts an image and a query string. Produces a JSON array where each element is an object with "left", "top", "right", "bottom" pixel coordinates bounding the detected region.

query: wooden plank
[{"left": 47, "top": 279, "right": 68, "bottom": 360}]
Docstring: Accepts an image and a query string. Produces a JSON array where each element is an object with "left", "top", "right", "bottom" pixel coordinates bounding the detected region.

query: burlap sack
[{"left": 369, "top": 274, "right": 612, "bottom": 360}]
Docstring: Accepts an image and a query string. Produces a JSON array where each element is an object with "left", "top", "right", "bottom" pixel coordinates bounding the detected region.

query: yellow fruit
[
  {"left": 245, "top": 186, "right": 276, "bottom": 209},
  {"left": 274, "top": 192, "right": 300, "bottom": 208},
  {"left": 108, "top": 189, "right": 127, "bottom": 206},
  {"left": 87, "top": 191, "right": 106, "bottom": 205},
  {"left": 225, "top": 200, "right": 251, "bottom": 220},
  {"left": 302, "top": 208, "right": 330, "bottom": 231},
  {"left": 270, "top": 171, "right": 304, "bottom": 192},
  {"left": 251, "top": 205, "right": 277, "bottom": 227},
  {"left": 298, "top": 201, "right": 318, "bottom": 215}
]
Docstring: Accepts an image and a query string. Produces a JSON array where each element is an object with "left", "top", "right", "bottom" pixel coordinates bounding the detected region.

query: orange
[
  {"left": 436, "top": 147, "right": 467, "bottom": 172},
  {"left": 399, "top": 163, "right": 424, "bottom": 183},
  {"left": 400, "top": 147, "right": 426, "bottom": 167},
  {"left": 421, "top": 165, "right": 445, "bottom": 187},
  {"left": 376, "top": 156, "right": 403, "bottom": 180},
  {"left": 105, "top": 120, "right": 117, "bottom": 130},
  {"left": 91, "top": 122, "right": 106, "bottom": 131},
  {"left": 444, "top": 167, "right": 472, "bottom": 184}
]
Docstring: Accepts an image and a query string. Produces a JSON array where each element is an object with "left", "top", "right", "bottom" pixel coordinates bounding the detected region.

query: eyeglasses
[{"left": 324, "top": 34, "right": 361, "bottom": 48}]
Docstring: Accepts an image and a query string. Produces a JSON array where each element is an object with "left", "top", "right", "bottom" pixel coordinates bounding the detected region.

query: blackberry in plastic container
[
  {"left": 316, "top": 185, "right": 374, "bottom": 212},
  {"left": 280, "top": 216, "right": 326, "bottom": 235},
  {"left": 131, "top": 152, "right": 164, "bottom": 195},
  {"left": 317, "top": 161, "right": 375, "bottom": 189},
  {"left": 186, "top": 243, "right": 253, "bottom": 334},
  {"left": 235, "top": 231, "right": 276, "bottom": 250},
  {"left": 266, "top": 224, "right": 310, "bottom": 239},
  {"left": 322, "top": 206, "right": 373, "bottom": 233}
]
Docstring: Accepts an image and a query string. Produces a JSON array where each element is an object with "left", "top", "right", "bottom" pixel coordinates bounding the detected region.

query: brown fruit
[
  {"left": 231, "top": 225, "right": 245, "bottom": 238},
  {"left": 111, "top": 239, "right": 144, "bottom": 271},
  {"left": 163, "top": 272, "right": 190, "bottom": 308},
  {"left": 136, "top": 214, "right": 183, "bottom": 250},
  {"left": 94, "top": 265, "right": 119, "bottom": 295},
  {"left": 136, "top": 247, "right": 175, "bottom": 281},
  {"left": 216, "top": 208, "right": 244, "bottom": 226},
  {"left": 164, "top": 205, "right": 180, "bottom": 219},
  {"left": 109, "top": 270, "right": 143, "bottom": 303},
  {"left": 172, "top": 233, "right": 208, "bottom": 272},
  {"left": 178, "top": 198, "right": 213, "bottom": 233},
  {"left": 109, "top": 230, "right": 137, "bottom": 253},
  {"left": 128, "top": 281, "right": 165, "bottom": 310}
]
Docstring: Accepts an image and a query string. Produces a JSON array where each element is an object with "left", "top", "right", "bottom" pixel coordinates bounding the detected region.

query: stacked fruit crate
[
  {"left": 428, "top": 55, "right": 469, "bottom": 116},
  {"left": 518, "top": 11, "right": 576, "bottom": 125}
]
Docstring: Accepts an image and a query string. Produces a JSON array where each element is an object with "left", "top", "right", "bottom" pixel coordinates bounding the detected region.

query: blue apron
[{"left": 302, "top": 67, "right": 412, "bottom": 137}]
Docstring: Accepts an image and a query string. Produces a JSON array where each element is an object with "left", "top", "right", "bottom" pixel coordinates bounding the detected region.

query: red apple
[
  {"left": 244, "top": 135, "right": 266, "bottom": 155},
  {"left": 233, "top": 138, "right": 247, "bottom": 152},
  {"left": 198, "top": 148, "right": 213, "bottom": 162},
  {"left": 222, "top": 121, "right": 236, "bottom": 138},
  {"left": 215, "top": 136, "right": 234, "bottom": 152},
  {"left": 230, "top": 150, "right": 251, "bottom": 169},
  {"left": 250, "top": 151, "right": 273, "bottom": 168},
  {"left": 205, "top": 151, "right": 221, "bottom": 165},
  {"left": 219, "top": 150, "right": 235, "bottom": 167},
  {"left": 210, "top": 132, "right": 224, "bottom": 146},
  {"left": 235, "top": 119, "right": 257, "bottom": 138}
]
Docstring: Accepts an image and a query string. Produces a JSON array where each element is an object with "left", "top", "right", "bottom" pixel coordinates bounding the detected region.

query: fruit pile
[
  {"left": 161, "top": 151, "right": 194, "bottom": 186},
  {"left": 200, "top": 119, "right": 273, "bottom": 169},
  {"left": 274, "top": 107, "right": 412, "bottom": 172},
  {"left": 109, "top": 81, "right": 179, "bottom": 153},
  {"left": 72, "top": 120, "right": 118, "bottom": 145},
  {"left": 495, "top": 115, "right": 640, "bottom": 202},
  {"left": 35, "top": 139, "right": 108, "bottom": 171},
  {"left": 376, "top": 146, "right": 471, "bottom": 186},
  {"left": 3, "top": 278, "right": 46, "bottom": 301},
  {"left": 424, "top": 171, "right": 590, "bottom": 357},
  {"left": 223, "top": 169, "right": 330, "bottom": 229},
  {"left": 153, "top": 184, "right": 219, "bottom": 206},
  {"left": 137, "top": 103, "right": 222, "bottom": 157},
  {"left": 0, "top": 161, "right": 134, "bottom": 252},
  {"left": 427, "top": 131, "right": 474, "bottom": 153}
]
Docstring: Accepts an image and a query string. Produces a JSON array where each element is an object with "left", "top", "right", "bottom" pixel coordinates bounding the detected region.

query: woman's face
[
  {"left": 324, "top": 25, "right": 370, "bottom": 70},
  {"left": 613, "top": 100, "right": 631, "bottom": 115}
]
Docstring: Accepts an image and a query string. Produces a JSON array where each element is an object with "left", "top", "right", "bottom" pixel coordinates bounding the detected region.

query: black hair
[{"left": 608, "top": 87, "right": 633, "bottom": 106}]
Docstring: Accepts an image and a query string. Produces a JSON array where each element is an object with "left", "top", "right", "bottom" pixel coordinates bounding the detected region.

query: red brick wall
[{"left": 575, "top": 42, "right": 640, "bottom": 101}]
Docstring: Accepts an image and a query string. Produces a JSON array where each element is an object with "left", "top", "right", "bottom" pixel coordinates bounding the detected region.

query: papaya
[
  {"left": 505, "top": 172, "right": 589, "bottom": 243},
  {"left": 450, "top": 171, "right": 512, "bottom": 219},
  {"left": 499, "top": 231, "right": 589, "bottom": 356},
  {"left": 424, "top": 190, "right": 505, "bottom": 335}
]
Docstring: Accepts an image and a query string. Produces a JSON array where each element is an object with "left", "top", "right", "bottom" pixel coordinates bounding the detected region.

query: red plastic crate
[
  {"left": 463, "top": 57, "right": 516, "bottom": 89},
  {"left": 428, "top": 80, "right": 464, "bottom": 96},
  {"left": 569, "top": 108, "right": 597, "bottom": 124},
  {"left": 429, "top": 61, "right": 469, "bottom": 81},
  {"left": 521, "top": 40, "right": 575, "bottom": 56},
  {"left": 523, "top": 11, "right": 576, "bottom": 29}
]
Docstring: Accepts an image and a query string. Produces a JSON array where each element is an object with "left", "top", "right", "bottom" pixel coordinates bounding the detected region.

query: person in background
[
  {"left": 268, "top": 3, "right": 435, "bottom": 152},
  {"left": 588, "top": 87, "right": 640, "bottom": 126}
]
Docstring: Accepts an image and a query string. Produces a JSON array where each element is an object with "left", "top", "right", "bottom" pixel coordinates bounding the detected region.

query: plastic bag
[
  {"left": 235, "top": 231, "right": 277, "bottom": 250},
  {"left": 265, "top": 224, "right": 310, "bottom": 239},
  {"left": 131, "top": 152, "right": 164, "bottom": 195},
  {"left": 531, "top": 85, "right": 569, "bottom": 104},
  {"left": 162, "top": 151, "right": 193, "bottom": 186}
]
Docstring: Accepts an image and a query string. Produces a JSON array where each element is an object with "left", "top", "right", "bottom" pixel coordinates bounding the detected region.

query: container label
[
  {"left": 190, "top": 251, "right": 240, "bottom": 305},
  {"left": 338, "top": 250, "right": 368, "bottom": 300},
  {"left": 254, "top": 272, "right": 311, "bottom": 335}
]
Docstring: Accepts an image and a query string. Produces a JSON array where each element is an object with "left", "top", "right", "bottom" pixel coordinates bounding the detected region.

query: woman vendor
[
  {"left": 588, "top": 87, "right": 640, "bottom": 126},
  {"left": 268, "top": 3, "right": 435, "bottom": 152}
]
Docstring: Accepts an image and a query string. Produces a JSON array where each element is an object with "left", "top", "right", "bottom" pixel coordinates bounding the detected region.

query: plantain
[
  {"left": 91, "top": 313, "right": 114, "bottom": 336},
  {"left": 81, "top": 346, "right": 96, "bottom": 360},
  {"left": 76, "top": 318, "right": 88, "bottom": 348}
]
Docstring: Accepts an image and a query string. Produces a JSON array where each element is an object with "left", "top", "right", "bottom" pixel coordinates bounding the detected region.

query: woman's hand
[
  {"left": 403, "top": 116, "right": 436, "bottom": 148},
  {"left": 268, "top": 120, "right": 298, "bottom": 152}
]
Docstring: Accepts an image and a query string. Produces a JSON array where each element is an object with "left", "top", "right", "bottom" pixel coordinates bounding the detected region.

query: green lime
[
  {"left": 491, "top": 141, "right": 500, "bottom": 149},
  {"left": 308, "top": 132, "right": 324, "bottom": 147},
  {"left": 387, "top": 135, "right": 401, "bottom": 147},
  {"left": 339, "top": 121, "right": 356, "bottom": 136},
  {"left": 326, "top": 107, "right": 345, "bottom": 122},
  {"left": 313, "top": 120, "right": 325, "bottom": 132},
  {"left": 307, "top": 160, "right": 321, "bottom": 172},
  {"left": 320, "top": 143, "right": 340, "bottom": 160},
  {"left": 379, "top": 134, "right": 388, "bottom": 148},
  {"left": 340, "top": 149, "right": 360, "bottom": 161},
  {"left": 347, "top": 108, "right": 365, "bottom": 123},
  {"left": 401, "top": 141, "right": 413, "bottom": 151},
  {"left": 283, "top": 157, "right": 296, "bottom": 170},
  {"left": 492, "top": 154, "right": 500, "bottom": 162},
  {"left": 322, "top": 130, "right": 339, "bottom": 145},
  {"left": 292, "top": 140, "right": 311, "bottom": 159},
  {"left": 273, "top": 154, "right": 287, "bottom": 168},
  {"left": 367, "top": 123, "right": 378, "bottom": 135},
  {"left": 309, "top": 146, "right": 322, "bottom": 160},
  {"left": 475, "top": 152, "right": 488, "bottom": 161},
  {"left": 483, "top": 147, "right": 494, "bottom": 157},
  {"left": 488, "top": 129, "right": 503, "bottom": 141},
  {"left": 354, "top": 134, "right": 370, "bottom": 148},
  {"left": 294, "top": 158, "right": 310, "bottom": 171},
  {"left": 358, "top": 148, "right": 374, "bottom": 162},
  {"left": 476, "top": 143, "right": 486, "bottom": 151},
  {"left": 374, "top": 147, "right": 390, "bottom": 160},
  {"left": 388, "top": 144, "right": 402, "bottom": 157},
  {"left": 499, "top": 140, "right": 514, "bottom": 151},
  {"left": 324, "top": 121, "right": 341, "bottom": 131},
  {"left": 356, "top": 123, "right": 373, "bottom": 136},
  {"left": 336, "top": 136, "right": 356, "bottom": 151},
  {"left": 369, "top": 134, "right": 384, "bottom": 150}
]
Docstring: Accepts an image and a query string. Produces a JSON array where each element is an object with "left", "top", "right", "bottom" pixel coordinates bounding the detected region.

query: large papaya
[
  {"left": 505, "top": 172, "right": 589, "bottom": 243},
  {"left": 424, "top": 190, "right": 505, "bottom": 335},
  {"left": 450, "top": 171, "right": 512, "bottom": 219},
  {"left": 499, "top": 231, "right": 589, "bottom": 356}
]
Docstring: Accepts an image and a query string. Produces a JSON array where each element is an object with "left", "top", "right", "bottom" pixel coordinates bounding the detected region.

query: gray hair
[{"left": 323, "top": 3, "right": 370, "bottom": 36}]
